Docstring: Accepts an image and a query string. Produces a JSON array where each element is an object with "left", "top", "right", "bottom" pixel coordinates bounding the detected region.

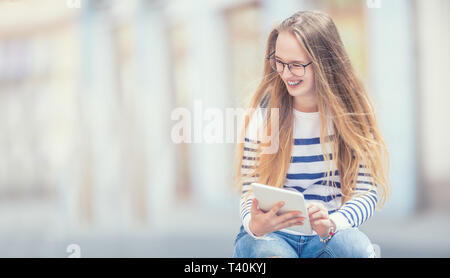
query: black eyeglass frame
[{"left": 266, "top": 51, "right": 313, "bottom": 77}]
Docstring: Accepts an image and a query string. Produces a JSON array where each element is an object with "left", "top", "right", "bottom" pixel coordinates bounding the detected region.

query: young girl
[{"left": 233, "top": 11, "right": 390, "bottom": 258}]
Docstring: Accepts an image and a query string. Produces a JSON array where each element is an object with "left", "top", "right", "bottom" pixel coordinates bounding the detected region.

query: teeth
[{"left": 288, "top": 80, "right": 301, "bottom": 86}]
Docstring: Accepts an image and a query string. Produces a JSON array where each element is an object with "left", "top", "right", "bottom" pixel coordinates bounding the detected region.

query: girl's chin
[{"left": 287, "top": 88, "right": 309, "bottom": 97}]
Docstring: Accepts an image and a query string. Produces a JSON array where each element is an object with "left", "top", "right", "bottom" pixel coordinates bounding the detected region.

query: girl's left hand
[{"left": 307, "top": 202, "right": 334, "bottom": 238}]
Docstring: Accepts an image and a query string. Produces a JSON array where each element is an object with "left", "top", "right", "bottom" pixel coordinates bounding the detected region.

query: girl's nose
[{"left": 280, "top": 65, "right": 294, "bottom": 80}]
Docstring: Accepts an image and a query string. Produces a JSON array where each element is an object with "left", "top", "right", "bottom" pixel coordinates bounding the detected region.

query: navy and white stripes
[{"left": 239, "top": 112, "right": 378, "bottom": 236}]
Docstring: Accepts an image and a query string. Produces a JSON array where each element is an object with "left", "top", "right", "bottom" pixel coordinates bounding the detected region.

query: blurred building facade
[{"left": 0, "top": 0, "right": 449, "bottom": 257}]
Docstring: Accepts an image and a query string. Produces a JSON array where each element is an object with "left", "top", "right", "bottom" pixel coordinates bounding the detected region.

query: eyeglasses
[{"left": 266, "top": 51, "right": 312, "bottom": 77}]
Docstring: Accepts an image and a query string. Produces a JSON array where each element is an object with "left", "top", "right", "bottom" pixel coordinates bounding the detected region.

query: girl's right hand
[{"left": 249, "top": 198, "right": 305, "bottom": 237}]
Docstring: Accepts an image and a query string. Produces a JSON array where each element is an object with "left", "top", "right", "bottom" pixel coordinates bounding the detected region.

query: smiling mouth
[
  {"left": 287, "top": 80, "right": 301, "bottom": 86},
  {"left": 286, "top": 80, "right": 302, "bottom": 87}
]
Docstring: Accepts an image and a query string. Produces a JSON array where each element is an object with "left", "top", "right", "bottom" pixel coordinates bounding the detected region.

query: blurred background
[{"left": 0, "top": 0, "right": 449, "bottom": 257}]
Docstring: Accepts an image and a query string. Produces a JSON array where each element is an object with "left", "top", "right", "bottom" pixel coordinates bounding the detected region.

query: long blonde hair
[{"left": 233, "top": 11, "right": 390, "bottom": 208}]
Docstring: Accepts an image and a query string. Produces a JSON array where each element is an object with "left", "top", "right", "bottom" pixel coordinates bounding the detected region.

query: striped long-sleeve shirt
[{"left": 240, "top": 108, "right": 378, "bottom": 239}]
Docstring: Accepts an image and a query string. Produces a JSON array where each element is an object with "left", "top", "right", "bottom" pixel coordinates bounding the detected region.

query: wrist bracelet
[{"left": 319, "top": 225, "right": 336, "bottom": 243}]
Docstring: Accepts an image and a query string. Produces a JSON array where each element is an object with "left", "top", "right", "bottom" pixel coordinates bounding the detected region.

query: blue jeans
[{"left": 233, "top": 225, "right": 376, "bottom": 258}]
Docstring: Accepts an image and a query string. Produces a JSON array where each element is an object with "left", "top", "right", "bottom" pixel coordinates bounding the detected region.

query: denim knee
[
  {"left": 233, "top": 231, "right": 298, "bottom": 258},
  {"left": 322, "top": 228, "right": 376, "bottom": 258}
]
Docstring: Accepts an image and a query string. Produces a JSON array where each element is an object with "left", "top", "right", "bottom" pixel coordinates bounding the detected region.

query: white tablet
[{"left": 250, "top": 182, "right": 313, "bottom": 234}]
